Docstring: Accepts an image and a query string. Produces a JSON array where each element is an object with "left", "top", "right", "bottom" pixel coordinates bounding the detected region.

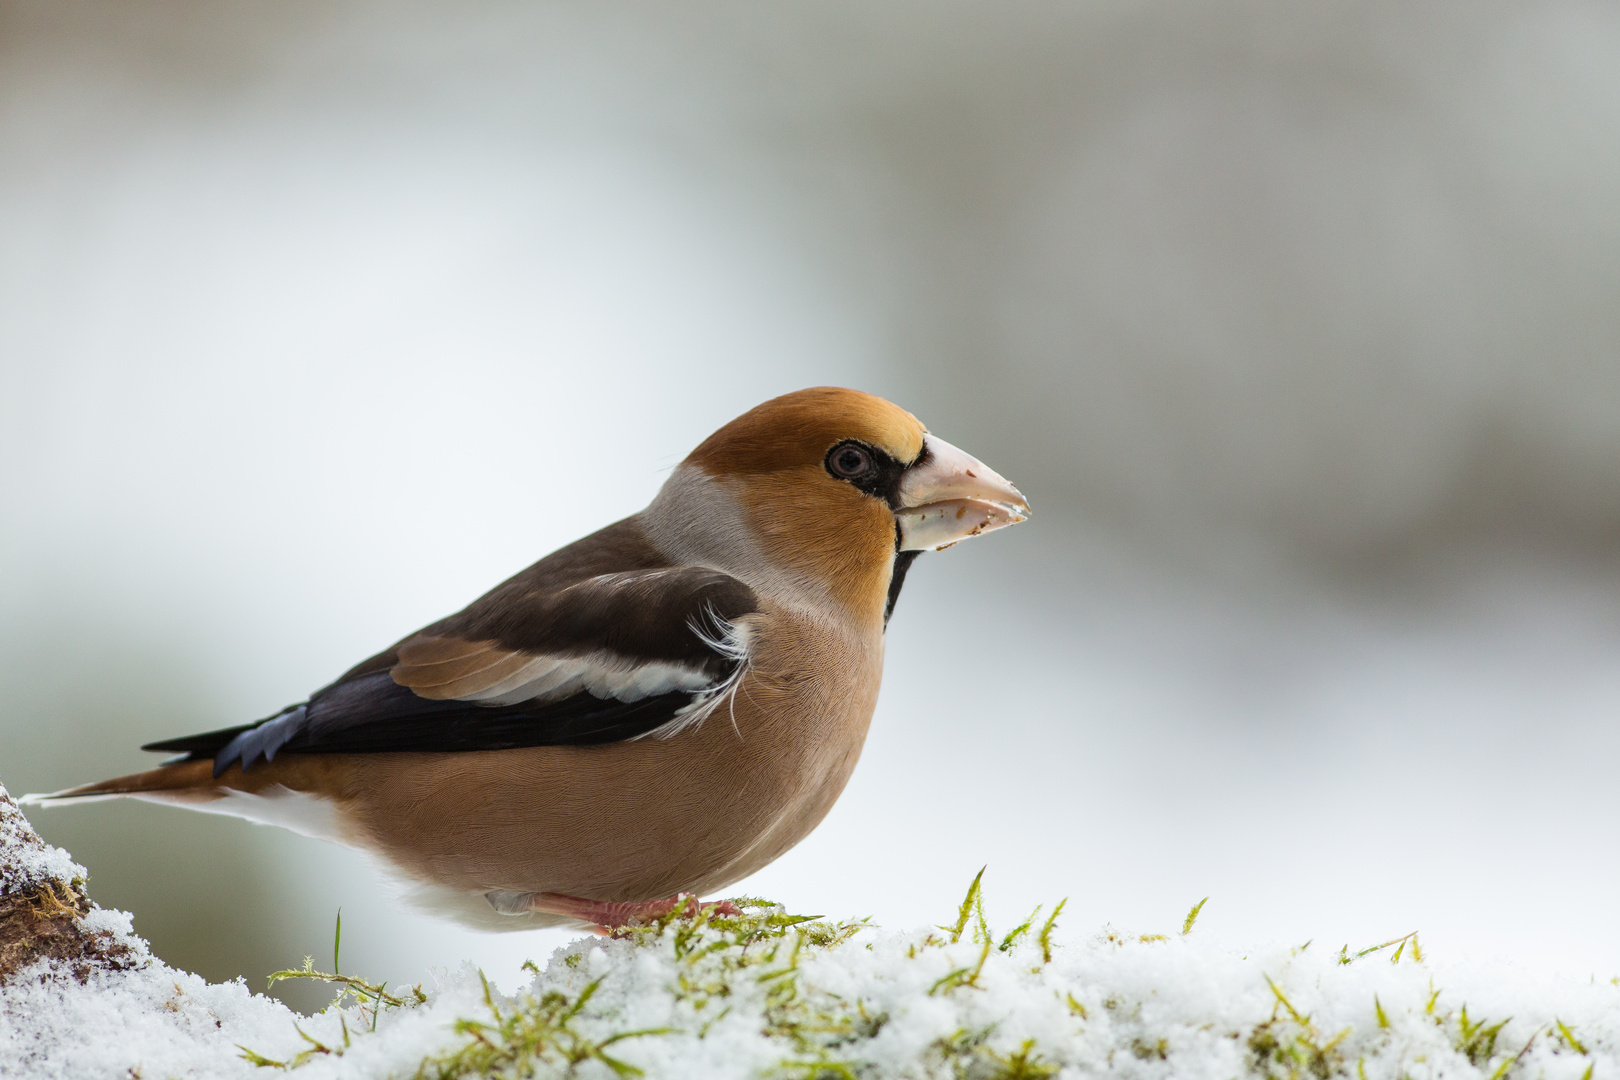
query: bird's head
[{"left": 660, "top": 387, "right": 1029, "bottom": 621}]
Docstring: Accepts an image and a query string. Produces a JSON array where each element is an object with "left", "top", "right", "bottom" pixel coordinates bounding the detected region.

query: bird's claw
[
  {"left": 608, "top": 892, "right": 744, "bottom": 928},
  {"left": 525, "top": 890, "right": 744, "bottom": 931}
]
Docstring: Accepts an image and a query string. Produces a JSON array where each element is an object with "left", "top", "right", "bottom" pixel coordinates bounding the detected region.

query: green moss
[
  {"left": 1336, "top": 931, "right": 1420, "bottom": 967},
  {"left": 1453, "top": 1004, "right": 1511, "bottom": 1067},
  {"left": 996, "top": 905, "right": 1043, "bottom": 954},
  {"left": 1556, "top": 1019, "right": 1589, "bottom": 1055},
  {"left": 417, "top": 970, "right": 671, "bottom": 1080},
  {"left": 239, "top": 913, "right": 427, "bottom": 1069},
  {"left": 235, "top": 875, "right": 1608, "bottom": 1080},
  {"left": 1181, "top": 896, "right": 1209, "bottom": 936},
  {"left": 937, "top": 867, "right": 987, "bottom": 946},
  {"left": 1035, "top": 898, "right": 1065, "bottom": 964},
  {"left": 420, "top": 878, "right": 1065, "bottom": 1079},
  {"left": 1131, "top": 1037, "right": 1170, "bottom": 1061},
  {"left": 1247, "top": 975, "right": 1350, "bottom": 1080}
]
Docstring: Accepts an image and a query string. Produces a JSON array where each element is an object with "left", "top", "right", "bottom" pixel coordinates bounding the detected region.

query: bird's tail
[
  {"left": 19, "top": 761, "right": 222, "bottom": 808},
  {"left": 21, "top": 758, "right": 353, "bottom": 846}
]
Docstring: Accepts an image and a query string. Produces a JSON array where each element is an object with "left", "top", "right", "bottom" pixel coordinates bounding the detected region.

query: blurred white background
[{"left": 3, "top": 0, "right": 1618, "bottom": 1011}]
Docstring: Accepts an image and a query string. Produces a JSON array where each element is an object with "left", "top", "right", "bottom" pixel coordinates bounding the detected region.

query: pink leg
[{"left": 527, "top": 891, "right": 743, "bottom": 930}]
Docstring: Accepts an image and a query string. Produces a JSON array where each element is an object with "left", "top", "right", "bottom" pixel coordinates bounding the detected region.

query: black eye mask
[{"left": 823, "top": 438, "right": 924, "bottom": 510}]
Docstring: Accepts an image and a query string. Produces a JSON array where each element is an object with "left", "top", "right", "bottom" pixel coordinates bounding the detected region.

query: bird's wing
[{"left": 144, "top": 567, "right": 759, "bottom": 776}]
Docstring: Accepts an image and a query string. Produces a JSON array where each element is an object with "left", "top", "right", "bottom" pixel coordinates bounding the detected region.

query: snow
[
  {"left": 5, "top": 897, "right": 1620, "bottom": 1079},
  {"left": 0, "top": 792, "right": 83, "bottom": 896},
  {"left": 5, "top": 785, "right": 1619, "bottom": 1078}
]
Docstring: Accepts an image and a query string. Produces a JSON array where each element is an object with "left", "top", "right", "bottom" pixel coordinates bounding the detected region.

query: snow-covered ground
[
  {"left": 6, "top": 790, "right": 1620, "bottom": 1080},
  {"left": 9, "top": 872, "right": 1620, "bottom": 1079}
]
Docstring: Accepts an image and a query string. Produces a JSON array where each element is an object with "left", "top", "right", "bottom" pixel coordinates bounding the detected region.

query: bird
[{"left": 25, "top": 387, "right": 1029, "bottom": 930}]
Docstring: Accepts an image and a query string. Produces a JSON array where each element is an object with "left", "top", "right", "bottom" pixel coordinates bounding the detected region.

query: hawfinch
[{"left": 28, "top": 388, "right": 1028, "bottom": 929}]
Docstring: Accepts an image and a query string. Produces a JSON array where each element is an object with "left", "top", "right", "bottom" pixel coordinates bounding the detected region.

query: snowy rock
[
  {"left": 0, "top": 783, "right": 137, "bottom": 984},
  {"left": 0, "top": 783, "right": 298, "bottom": 1079}
]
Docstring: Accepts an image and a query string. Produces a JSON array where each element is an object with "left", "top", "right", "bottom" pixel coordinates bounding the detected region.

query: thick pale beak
[{"left": 895, "top": 434, "right": 1030, "bottom": 551}]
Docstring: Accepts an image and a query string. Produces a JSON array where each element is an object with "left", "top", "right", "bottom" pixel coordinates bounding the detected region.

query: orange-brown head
[
  {"left": 685, "top": 386, "right": 927, "bottom": 478},
  {"left": 664, "top": 387, "right": 1028, "bottom": 624}
]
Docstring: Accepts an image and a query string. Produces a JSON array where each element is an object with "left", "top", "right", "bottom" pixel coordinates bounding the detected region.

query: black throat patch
[{"left": 884, "top": 549, "right": 922, "bottom": 627}]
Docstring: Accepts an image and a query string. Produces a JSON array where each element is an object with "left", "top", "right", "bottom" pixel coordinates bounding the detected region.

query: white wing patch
[
  {"left": 393, "top": 609, "right": 756, "bottom": 739},
  {"left": 461, "top": 651, "right": 718, "bottom": 707}
]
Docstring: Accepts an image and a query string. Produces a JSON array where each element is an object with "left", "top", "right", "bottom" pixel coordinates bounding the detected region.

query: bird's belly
[{"left": 323, "top": 656, "right": 881, "bottom": 911}]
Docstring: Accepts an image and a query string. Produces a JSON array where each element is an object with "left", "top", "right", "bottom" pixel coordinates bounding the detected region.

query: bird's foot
[{"left": 526, "top": 891, "right": 742, "bottom": 931}]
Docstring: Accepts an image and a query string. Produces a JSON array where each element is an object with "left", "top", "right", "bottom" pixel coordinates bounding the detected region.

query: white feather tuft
[{"left": 640, "top": 610, "right": 752, "bottom": 741}]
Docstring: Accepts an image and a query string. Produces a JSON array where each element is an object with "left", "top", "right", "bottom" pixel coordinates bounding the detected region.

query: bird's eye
[{"left": 827, "top": 442, "right": 874, "bottom": 480}]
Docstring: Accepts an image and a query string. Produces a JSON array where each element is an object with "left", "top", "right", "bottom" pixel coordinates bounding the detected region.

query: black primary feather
[{"left": 146, "top": 671, "right": 724, "bottom": 777}]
